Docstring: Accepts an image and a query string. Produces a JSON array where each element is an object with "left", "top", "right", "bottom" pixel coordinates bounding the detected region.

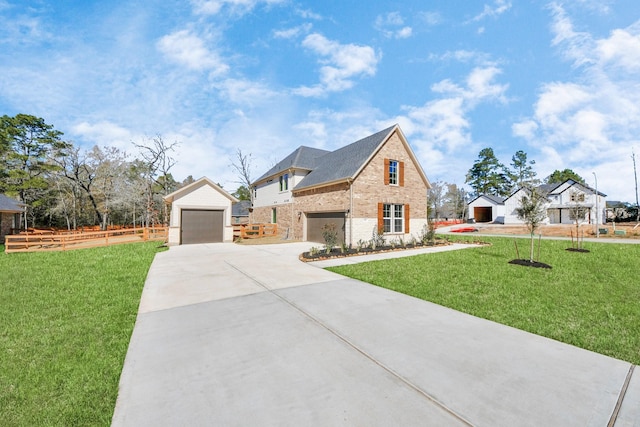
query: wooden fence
[
  {"left": 4, "top": 227, "right": 168, "bottom": 253},
  {"left": 233, "top": 223, "right": 278, "bottom": 239}
]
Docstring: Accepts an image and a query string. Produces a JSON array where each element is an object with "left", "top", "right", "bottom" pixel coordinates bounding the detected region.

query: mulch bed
[
  {"left": 300, "top": 240, "right": 451, "bottom": 262},
  {"left": 508, "top": 259, "right": 552, "bottom": 269}
]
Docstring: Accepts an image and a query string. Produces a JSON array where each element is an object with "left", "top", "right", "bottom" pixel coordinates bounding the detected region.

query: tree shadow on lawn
[{"left": 508, "top": 259, "right": 552, "bottom": 269}]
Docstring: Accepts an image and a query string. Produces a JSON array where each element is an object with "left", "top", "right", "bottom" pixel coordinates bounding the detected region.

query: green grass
[
  {"left": 0, "top": 242, "right": 165, "bottom": 426},
  {"left": 328, "top": 236, "right": 640, "bottom": 365}
]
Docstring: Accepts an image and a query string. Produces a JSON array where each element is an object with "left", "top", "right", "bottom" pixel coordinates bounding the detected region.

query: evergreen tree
[
  {"left": 508, "top": 150, "right": 538, "bottom": 189},
  {"left": 465, "top": 148, "right": 510, "bottom": 197},
  {"left": 545, "top": 169, "right": 585, "bottom": 185},
  {"left": 0, "top": 114, "right": 70, "bottom": 227}
]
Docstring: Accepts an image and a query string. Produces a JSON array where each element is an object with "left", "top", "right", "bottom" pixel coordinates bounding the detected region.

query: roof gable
[
  {"left": 164, "top": 176, "right": 238, "bottom": 203},
  {"left": 469, "top": 194, "right": 505, "bottom": 205}
]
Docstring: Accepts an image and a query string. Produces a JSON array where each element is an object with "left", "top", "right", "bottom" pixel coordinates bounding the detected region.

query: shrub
[{"left": 321, "top": 223, "right": 338, "bottom": 253}]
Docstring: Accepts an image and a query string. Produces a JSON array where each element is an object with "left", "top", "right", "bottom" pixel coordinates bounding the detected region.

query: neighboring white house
[
  {"left": 503, "top": 179, "right": 607, "bottom": 225},
  {"left": 164, "top": 177, "right": 238, "bottom": 245},
  {"left": 467, "top": 194, "right": 506, "bottom": 223}
]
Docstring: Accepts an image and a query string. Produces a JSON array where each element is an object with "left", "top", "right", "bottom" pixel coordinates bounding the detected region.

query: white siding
[
  {"left": 167, "top": 182, "right": 234, "bottom": 245},
  {"left": 504, "top": 190, "right": 526, "bottom": 224},
  {"left": 468, "top": 196, "right": 505, "bottom": 223},
  {"left": 253, "top": 171, "right": 308, "bottom": 208}
]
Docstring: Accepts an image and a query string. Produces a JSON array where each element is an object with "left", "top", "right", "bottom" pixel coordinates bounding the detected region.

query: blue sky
[{"left": 1, "top": 0, "right": 640, "bottom": 202}]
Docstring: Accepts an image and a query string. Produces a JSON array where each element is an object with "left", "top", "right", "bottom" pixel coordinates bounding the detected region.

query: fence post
[{"left": 144, "top": 228, "right": 149, "bottom": 241}]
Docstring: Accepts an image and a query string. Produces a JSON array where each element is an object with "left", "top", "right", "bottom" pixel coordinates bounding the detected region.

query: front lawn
[
  {"left": 327, "top": 237, "right": 640, "bottom": 365},
  {"left": 0, "top": 242, "right": 164, "bottom": 426}
]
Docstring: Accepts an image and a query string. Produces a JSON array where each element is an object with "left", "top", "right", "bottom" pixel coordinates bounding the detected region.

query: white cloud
[
  {"left": 190, "top": 0, "right": 285, "bottom": 16},
  {"left": 429, "top": 50, "right": 492, "bottom": 65},
  {"left": 513, "top": 5, "right": 640, "bottom": 200},
  {"left": 295, "top": 8, "right": 323, "bottom": 20},
  {"left": 431, "top": 66, "right": 508, "bottom": 105},
  {"left": 405, "top": 97, "right": 470, "bottom": 150},
  {"left": 294, "top": 33, "right": 380, "bottom": 97},
  {"left": 273, "top": 23, "right": 312, "bottom": 40},
  {"left": 471, "top": 0, "right": 512, "bottom": 22},
  {"left": 419, "top": 11, "right": 442, "bottom": 26},
  {"left": 157, "top": 30, "right": 229, "bottom": 74},
  {"left": 400, "top": 65, "right": 508, "bottom": 154},
  {"left": 212, "top": 78, "right": 278, "bottom": 105},
  {"left": 375, "top": 12, "right": 413, "bottom": 39},
  {"left": 72, "top": 121, "right": 140, "bottom": 153},
  {"left": 597, "top": 27, "right": 640, "bottom": 72}
]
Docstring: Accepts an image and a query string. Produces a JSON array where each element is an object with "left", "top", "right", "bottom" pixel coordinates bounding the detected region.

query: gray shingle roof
[
  {"left": 232, "top": 200, "right": 251, "bottom": 217},
  {"left": 294, "top": 125, "right": 396, "bottom": 191},
  {"left": 254, "top": 146, "right": 330, "bottom": 183},
  {"left": 0, "top": 194, "right": 25, "bottom": 212}
]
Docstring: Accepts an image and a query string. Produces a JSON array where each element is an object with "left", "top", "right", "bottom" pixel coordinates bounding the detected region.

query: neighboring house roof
[
  {"left": 468, "top": 194, "right": 505, "bottom": 205},
  {"left": 254, "top": 124, "right": 430, "bottom": 191},
  {"left": 0, "top": 194, "right": 25, "bottom": 213},
  {"left": 164, "top": 176, "right": 239, "bottom": 204},
  {"left": 232, "top": 200, "right": 251, "bottom": 217},
  {"left": 504, "top": 179, "right": 607, "bottom": 202},
  {"left": 254, "top": 146, "right": 330, "bottom": 183}
]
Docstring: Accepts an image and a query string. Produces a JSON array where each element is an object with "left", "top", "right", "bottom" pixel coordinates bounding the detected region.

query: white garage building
[
  {"left": 467, "top": 194, "right": 506, "bottom": 223},
  {"left": 164, "top": 177, "right": 238, "bottom": 245}
]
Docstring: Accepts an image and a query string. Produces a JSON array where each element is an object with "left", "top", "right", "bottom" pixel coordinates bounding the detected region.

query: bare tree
[
  {"left": 567, "top": 189, "right": 589, "bottom": 249},
  {"left": 231, "top": 148, "right": 254, "bottom": 204},
  {"left": 443, "top": 183, "right": 467, "bottom": 220},
  {"left": 133, "top": 135, "right": 179, "bottom": 226},
  {"left": 428, "top": 181, "right": 446, "bottom": 219}
]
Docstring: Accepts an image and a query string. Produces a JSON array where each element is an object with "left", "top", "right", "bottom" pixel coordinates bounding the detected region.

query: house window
[
  {"left": 384, "top": 158, "right": 404, "bottom": 186},
  {"left": 279, "top": 173, "right": 289, "bottom": 191},
  {"left": 271, "top": 208, "right": 277, "bottom": 223},
  {"left": 388, "top": 160, "right": 398, "bottom": 185},
  {"left": 383, "top": 203, "right": 404, "bottom": 233},
  {"left": 570, "top": 193, "right": 585, "bottom": 202}
]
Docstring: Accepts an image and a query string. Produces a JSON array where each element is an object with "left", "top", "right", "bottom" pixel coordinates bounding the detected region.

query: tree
[
  {"left": 0, "top": 114, "right": 71, "bottom": 227},
  {"left": 465, "top": 148, "right": 510, "bottom": 197},
  {"left": 443, "top": 183, "right": 467, "bottom": 219},
  {"left": 508, "top": 150, "right": 538, "bottom": 190},
  {"left": 428, "top": 181, "right": 446, "bottom": 219},
  {"left": 567, "top": 189, "right": 589, "bottom": 249},
  {"left": 133, "top": 135, "right": 179, "bottom": 226},
  {"left": 231, "top": 149, "right": 254, "bottom": 203},
  {"left": 515, "top": 187, "right": 549, "bottom": 262},
  {"left": 545, "top": 169, "right": 585, "bottom": 185},
  {"left": 233, "top": 185, "right": 251, "bottom": 201}
]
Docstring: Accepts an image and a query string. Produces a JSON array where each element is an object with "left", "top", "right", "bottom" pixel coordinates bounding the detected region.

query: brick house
[
  {"left": 0, "top": 194, "right": 25, "bottom": 243},
  {"left": 250, "top": 124, "right": 431, "bottom": 244}
]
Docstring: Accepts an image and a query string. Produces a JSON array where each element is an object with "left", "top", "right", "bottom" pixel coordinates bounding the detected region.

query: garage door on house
[
  {"left": 474, "top": 207, "right": 493, "bottom": 223},
  {"left": 181, "top": 209, "right": 224, "bottom": 244},
  {"left": 307, "top": 212, "right": 346, "bottom": 243}
]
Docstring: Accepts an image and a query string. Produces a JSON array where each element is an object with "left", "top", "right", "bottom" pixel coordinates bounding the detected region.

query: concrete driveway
[{"left": 112, "top": 242, "right": 639, "bottom": 426}]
